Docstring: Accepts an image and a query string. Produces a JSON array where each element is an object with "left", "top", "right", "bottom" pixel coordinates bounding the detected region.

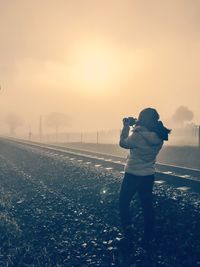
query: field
[{"left": 0, "top": 138, "right": 200, "bottom": 267}]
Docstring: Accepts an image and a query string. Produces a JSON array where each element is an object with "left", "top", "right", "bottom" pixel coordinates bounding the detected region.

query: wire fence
[
  {"left": 32, "top": 129, "right": 121, "bottom": 144},
  {"left": 21, "top": 125, "right": 200, "bottom": 147}
]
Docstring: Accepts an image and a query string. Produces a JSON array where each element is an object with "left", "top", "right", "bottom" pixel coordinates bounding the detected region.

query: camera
[{"left": 124, "top": 117, "right": 137, "bottom": 126}]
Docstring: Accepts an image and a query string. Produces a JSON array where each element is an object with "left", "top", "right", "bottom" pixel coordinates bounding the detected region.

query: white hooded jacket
[{"left": 119, "top": 125, "right": 163, "bottom": 176}]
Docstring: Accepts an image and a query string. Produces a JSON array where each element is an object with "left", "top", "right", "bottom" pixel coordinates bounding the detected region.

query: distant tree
[
  {"left": 45, "top": 112, "right": 69, "bottom": 141},
  {"left": 5, "top": 113, "right": 23, "bottom": 135},
  {"left": 172, "top": 106, "right": 194, "bottom": 128}
]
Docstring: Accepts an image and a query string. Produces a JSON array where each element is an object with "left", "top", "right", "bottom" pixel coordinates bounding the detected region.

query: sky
[{"left": 0, "top": 0, "right": 200, "bottom": 135}]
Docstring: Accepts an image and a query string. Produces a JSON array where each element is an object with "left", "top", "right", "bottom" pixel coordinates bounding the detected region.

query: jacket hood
[{"left": 133, "top": 126, "right": 163, "bottom": 145}]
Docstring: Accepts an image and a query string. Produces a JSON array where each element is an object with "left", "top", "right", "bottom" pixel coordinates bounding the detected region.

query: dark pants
[{"left": 119, "top": 172, "right": 155, "bottom": 240}]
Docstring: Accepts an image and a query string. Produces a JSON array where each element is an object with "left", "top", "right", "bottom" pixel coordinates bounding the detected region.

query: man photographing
[{"left": 119, "top": 108, "right": 171, "bottom": 249}]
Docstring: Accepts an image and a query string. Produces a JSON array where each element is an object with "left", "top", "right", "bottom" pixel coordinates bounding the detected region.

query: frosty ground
[{"left": 0, "top": 139, "right": 199, "bottom": 267}]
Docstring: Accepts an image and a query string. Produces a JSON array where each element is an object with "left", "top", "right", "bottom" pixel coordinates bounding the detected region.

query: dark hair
[{"left": 136, "top": 108, "right": 171, "bottom": 141}]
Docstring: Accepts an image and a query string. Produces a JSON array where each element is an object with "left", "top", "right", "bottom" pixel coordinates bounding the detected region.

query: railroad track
[{"left": 5, "top": 138, "right": 200, "bottom": 193}]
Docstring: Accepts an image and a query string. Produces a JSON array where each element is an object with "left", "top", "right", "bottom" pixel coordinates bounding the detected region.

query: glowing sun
[{"left": 70, "top": 45, "right": 116, "bottom": 90}]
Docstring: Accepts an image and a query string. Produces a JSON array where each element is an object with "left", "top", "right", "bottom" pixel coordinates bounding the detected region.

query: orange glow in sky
[
  {"left": 0, "top": 0, "right": 200, "bottom": 134},
  {"left": 70, "top": 45, "right": 116, "bottom": 90}
]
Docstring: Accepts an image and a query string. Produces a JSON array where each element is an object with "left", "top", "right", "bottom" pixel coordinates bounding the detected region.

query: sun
[
  {"left": 81, "top": 54, "right": 110, "bottom": 84},
  {"left": 70, "top": 44, "right": 116, "bottom": 90}
]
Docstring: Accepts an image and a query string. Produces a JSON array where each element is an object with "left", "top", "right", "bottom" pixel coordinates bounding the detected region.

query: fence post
[
  {"left": 81, "top": 132, "right": 83, "bottom": 143},
  {"left": 28, "top": 125, "right": 32, "bottom": 141},
  {"left": 39, "top": 116, "right": 42, "bottom": 142}
]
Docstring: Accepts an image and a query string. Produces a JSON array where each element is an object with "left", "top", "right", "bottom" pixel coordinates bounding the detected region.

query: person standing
[{"left": 119, "top": 108, "right": 171, "bottom": 248}]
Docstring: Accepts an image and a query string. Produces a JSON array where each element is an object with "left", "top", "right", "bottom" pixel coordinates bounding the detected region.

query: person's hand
[{"left": 123, "top": 118, "right": 130, "bottom": 127}]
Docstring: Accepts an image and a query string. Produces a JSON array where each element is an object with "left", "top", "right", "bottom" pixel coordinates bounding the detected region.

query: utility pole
[
  {"left": 96, "top": 131, "right": 99, "bottom": 144},
  {"left": 39, "top": 116, "right": 43, "bottom": 142}
]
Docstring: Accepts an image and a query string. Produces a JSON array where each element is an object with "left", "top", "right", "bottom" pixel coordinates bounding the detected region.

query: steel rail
[
  {"left": 48, "top": 144, "right": 200, "bottom": 179},
  {"left": 4, "top": 138, "right": 200, "bottom": 193}
]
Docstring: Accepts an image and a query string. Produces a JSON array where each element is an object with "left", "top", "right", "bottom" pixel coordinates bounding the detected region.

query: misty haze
[{"left": 0, "top": 1, "right": 200, "bottom": 267}]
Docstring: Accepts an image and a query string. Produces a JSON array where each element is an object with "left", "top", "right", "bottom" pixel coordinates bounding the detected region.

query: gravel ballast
[{"left": 0, "top": 139, "right": 199, "bottom": 267}]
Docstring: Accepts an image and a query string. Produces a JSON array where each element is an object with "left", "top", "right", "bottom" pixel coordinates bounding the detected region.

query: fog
[{"left": 0, "top": 0, "right": 200, "bottom": 136}]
